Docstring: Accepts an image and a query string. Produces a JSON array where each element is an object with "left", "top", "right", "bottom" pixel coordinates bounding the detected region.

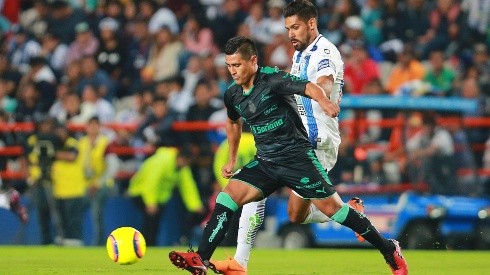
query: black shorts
[{"left": 232, "top": 148, "right": 336, "bottom": 199}]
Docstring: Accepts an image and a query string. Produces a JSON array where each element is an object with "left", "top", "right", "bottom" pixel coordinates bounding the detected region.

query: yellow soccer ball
[{"left": 106, "top": 227, "right": 146, "bottom": 265}]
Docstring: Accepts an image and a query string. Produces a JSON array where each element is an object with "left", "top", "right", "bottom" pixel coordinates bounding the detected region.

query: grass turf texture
[{"left": 1, "top": 246, "right": 489, "bottom": 274}]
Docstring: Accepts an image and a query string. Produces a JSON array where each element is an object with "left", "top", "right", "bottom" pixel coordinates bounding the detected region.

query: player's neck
[
  {"left": 307, "top": 31, "right": 321, "bottom": 48},
  {"left": 242, "top": 66, "right": 258, "bottom": 92}
]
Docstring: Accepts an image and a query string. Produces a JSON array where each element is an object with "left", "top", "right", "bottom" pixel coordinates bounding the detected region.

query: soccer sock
[
  {"left": 302, "top": 203, "right": 332, "bottom": 224},
  {"left": 198, "top": 192, "right": 238, "bottom": 261},
  {"left": 234, "top": 199, "right": 266, "bottom": 268},
  {"left": 331, "top": 204, "right": 394, "bottom": 254}
]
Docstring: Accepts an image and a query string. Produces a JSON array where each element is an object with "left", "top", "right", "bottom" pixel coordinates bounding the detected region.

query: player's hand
[
  {"left": 145, "top": 205, "right": 159, "bottom": 216},
  {"left": 324, "top": 101, "right": 340, "bottom": 118},
  {"left": 221, "top": 162, "right": 235, "bottom": 179}
]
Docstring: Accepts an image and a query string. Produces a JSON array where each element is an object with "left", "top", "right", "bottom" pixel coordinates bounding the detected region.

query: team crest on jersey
[
  {"left": 248, "top": 101, "right": 256, "bottom": 113},
  {"left": 318, "top": 59, "right": 330, "bottom": 70}
]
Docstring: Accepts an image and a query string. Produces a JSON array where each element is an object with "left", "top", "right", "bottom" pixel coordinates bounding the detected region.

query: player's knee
[{"left": 287, "top": 208, "right": 306, "bottom": 224}]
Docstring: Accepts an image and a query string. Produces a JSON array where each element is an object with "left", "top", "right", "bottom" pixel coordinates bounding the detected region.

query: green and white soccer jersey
[
  {"left": 290, "top": 35, "right": 344, "bottom": 171},
  {"left": 224, "top": 66, "right": 337, "bottom": 199},
  {"left": 224, "top": 66, "right": 311, "bottom": 162}
]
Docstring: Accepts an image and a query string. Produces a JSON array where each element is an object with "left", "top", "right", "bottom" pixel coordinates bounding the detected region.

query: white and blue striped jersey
[{"left": 290, "top": 35, "right": 344, "bottom": 171}]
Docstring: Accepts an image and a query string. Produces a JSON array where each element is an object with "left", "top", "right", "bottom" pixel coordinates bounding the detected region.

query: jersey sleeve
[
  {"left": 224, "top": 88, "right": 241, "bottom": 121},
  {"left": 269, "top": 70, "right": 309, "bottom": 96},
  {"left": 316, "top": 48, "right": 337, "bottom": 78}
]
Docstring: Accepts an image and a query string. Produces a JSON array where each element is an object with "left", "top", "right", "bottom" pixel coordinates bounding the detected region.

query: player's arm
[
  {"left": 317, "top": 75, "right": 334, "bottom": 99},
  {"left": 304, "top": 82, "right": 339, "bottom": 118},
  {"left": 222, "top": 118, "right": 243, "bottom": 178}
]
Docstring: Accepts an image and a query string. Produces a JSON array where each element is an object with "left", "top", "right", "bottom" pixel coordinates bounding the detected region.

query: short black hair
[
  {"left": 224, "top": 36, "right": 257, "bottom": 60},
  {"left": 283, "top": 0, "right": 318, "bottom": 22}
]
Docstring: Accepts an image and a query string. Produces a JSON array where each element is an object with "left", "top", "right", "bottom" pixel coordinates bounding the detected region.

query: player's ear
[
  {"left": 250, "top": 54, "right": 257, "bottom": 65},
  {"left": 308, "top": 18, "right": 316, "bottom": 31}
]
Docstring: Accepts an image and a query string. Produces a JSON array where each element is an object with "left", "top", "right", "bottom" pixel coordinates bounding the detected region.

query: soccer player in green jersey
[{"left": 169, "top": 36, "right": 407, "bottom": 275}]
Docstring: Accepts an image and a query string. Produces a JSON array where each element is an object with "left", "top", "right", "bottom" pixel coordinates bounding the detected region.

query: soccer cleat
[
  {"left": 384, "top": 239, "right": 408, "bottom": 275},
  {"left": 169, "top": 249, "right": 207, "bottom": 275},
  {"left": 9, "top": 189, "right": 28, "bottom": 224},
  {"left": 209, "top": 257, "right": 247, "bottom": 275},
  {"left": 348, "top": 197, "right": 365, "bottom": 242}
]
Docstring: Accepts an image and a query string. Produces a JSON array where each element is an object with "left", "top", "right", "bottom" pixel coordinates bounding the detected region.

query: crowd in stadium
[{"left": 0, "top": 0, "right": 489, "bottom": 245}]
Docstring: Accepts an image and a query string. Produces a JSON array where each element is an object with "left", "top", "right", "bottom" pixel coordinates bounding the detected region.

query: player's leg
[
  {"left": 169, "top": 180, "right": 261, "bottom": 274},
  {"left": 312, "top": 194, "right": 407, "bottom": 274},
  {"left": 284, "top": 149, "right": 407, "bottom": 275},
  {"left": 169, "top": 157, "right": 278, "bottom": 274},
  {"left": 209, "top": 199, "right": 266, "bottom": 274},
  {"left": 286, "top": 148, "right": 335, "bottom": 224},
  {"left": 288, "top": 191, "right": 331, "bottom": 223}
]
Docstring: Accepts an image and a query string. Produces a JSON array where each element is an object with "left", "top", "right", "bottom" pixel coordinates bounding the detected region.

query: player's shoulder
[{"left": 314, "top": 36, "right": 341, "bottom": 56}]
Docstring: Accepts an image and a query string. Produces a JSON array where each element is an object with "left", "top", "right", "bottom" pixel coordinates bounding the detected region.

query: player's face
[
  {"left": 225, "top": 53, "right": 257, "bottom": 86},
  {"left": 285, "top": 15, "right": 313, "bottom": 51}
]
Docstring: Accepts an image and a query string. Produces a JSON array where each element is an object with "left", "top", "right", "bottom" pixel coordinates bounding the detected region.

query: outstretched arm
[
  {"left": 222, "top": 118, "right": 243, "bottom": 178},
  {"left": 304, "top": 81, "right": 339, "bottom": 118}
]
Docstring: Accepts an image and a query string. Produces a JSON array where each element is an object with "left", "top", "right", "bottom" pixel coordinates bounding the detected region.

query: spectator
[
  {"left": 423, "top": 50, "right": 456, "bottom": 96},
  {"left": 344, "top": 41, "right": 380, "bottom": 95},
  {"left": 54, "top": 92, "right": 94, "bottom": 124},
  {"left": 360, "top": 0, "right": 383, "bottom": 46},
  {"left": 48, "top": 81, "right": 70, "bottom": 120},
  {"left": 18, "top": 56, "right": 57, "bottom": 112},
  {"left": 20, "top": 0, "right": 50, "bottom": 41},
  {"left": 181, "top": 55, "right": 204, "bottom": 100},
  {"left": 60, "top": 60, "right": 82, "bottom": 93},
  {"left": 166, "top": 75, "right": 193, "bottom": 117},
  {"left": 79, "top": 116, "right": 119, "bottom": 245},
  {"left": 128, "top": 145, "right": 204, "bottom": 246},
  {"left": 101, "top": 0, "right": 125, "bottom": 23},
  {"left": 0, "top": 79, "right": 17, "bottom": 114},
  {"left": 472, "top": 43, "right": 490, "bottom": 95},
  {"left": 148, "top": 2, "right": 179, "bottom": 36},
  {"left": 338, "top": 16, "right": 365, "bottom": 56},
  {"left": 181, "top": 15, "right": 218, "bottom": 57},
  {"left": 418, "top": 0, "right": 466, "bottom": 59},
  {"left": 7, "top": 24, "right": 41, "bottom": 74},
  {"left": 40, "top": 32, "right": 68, "bottom": 77},
  {"left": 96, "top": 17, "right": 128, "bottom": 98},
  {"left": 402, "top": 0, "right": 431, "bottom": 45},
  {"left": 65, "top": 22, "right": 100, "bottom": 67},
  {"left": 144, "top": 25, "right": 184, "bottom": 82},
  {"left": 379, "top": 0, "right": 406, "bottom": 62},
  {"left": 211, "top": 0, "right": 247, "bottom": 50},
  {"left": 461, "top": 0, "right": 490, "bottom": 44},
  {"left": 46, "top": 0, "right": 87, "bottom": 45},
  {"left": 385, "top": 44, "right": 426, "bottom": 94},
  {"left": 243, "top": 2, "right": 270, "bottom": 46},
  {"left": 264, "top": 0, "right": 287, "bottom": 42},
  {"left": 80, "top": 84, "right": 116, "bottom": 123},
  {"left": 13, "top": 81, "right": 43, "bottom": 122},
  {"left": 77, "top": 55, "right": 114, "bottom": 101},
  {"left": 324, "top": 0, "right": 360, "bottom": 45},
  {"left": 185, "top": 79, "right": 220, "bottom": 155},
  {"left": 263, "top": 32, "right": 292, "bottom": 70},
  {"left": 406, "top": 113, "right": 457, "bottom": 195},
  {"left": 134, "top": 96, "right": 180, "bottom": 147},
  {"left": 51, "top": 123, "right": 86, "bottom": 245},
  {"left": 213, "top": 53, "right": 232, "bottom": 97},
  {"left": 126, "top": 18, "right": 152, "bottom": 95},
  {"left": 446, "top": 116, "right": 479, "bottom": 195},
  {"left": 24, "top": 117, "right": 59, "bottom": 244}
]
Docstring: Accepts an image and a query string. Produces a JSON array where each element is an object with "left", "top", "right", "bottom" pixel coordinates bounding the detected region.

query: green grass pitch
[{"left": 1, "top": 246, "right": 489, "bottom": 274}]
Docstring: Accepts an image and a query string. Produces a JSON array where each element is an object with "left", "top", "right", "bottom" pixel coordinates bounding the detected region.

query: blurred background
[{"left": 0, "top": 0, "right": 489, "bottom": 250}]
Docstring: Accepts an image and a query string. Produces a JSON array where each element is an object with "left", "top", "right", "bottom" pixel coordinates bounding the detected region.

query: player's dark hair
[
  {"left": 284, "top": 0, "right": 318, "bottom": 22},
  {"left": 224, "top": 36, "right": 257, "bottom": 60}
]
